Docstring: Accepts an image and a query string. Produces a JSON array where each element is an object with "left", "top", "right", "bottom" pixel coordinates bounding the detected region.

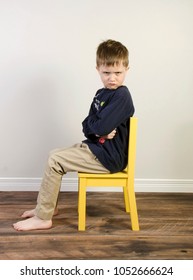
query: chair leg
[
  {"left": 78, "top": 183, "right": 80, "bottom": 213},
  {"left": 127, "top": 181, "right": 139, "bottom": 231},
  {"left": 123, "top": 186, "right": 130, "bottom": 212},
  {"left": 78, "top": 178, "right": 86, "bottom": 231}
]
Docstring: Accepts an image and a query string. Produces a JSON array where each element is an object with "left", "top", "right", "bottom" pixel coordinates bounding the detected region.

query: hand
[{"left": 103, "top": 129, "right": 117, "bottom": 139}]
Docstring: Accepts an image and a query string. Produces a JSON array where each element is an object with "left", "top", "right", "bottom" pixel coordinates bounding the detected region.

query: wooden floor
[{"left": 0, "top": 191, "right": 193, "bottom": 260}]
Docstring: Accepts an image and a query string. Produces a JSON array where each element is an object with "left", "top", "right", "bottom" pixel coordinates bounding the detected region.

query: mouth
[{"left": 108, "top": 83, "right": 117, "bottom": 88}]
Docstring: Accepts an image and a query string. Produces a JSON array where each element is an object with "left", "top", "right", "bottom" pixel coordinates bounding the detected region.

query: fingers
[
  {"left": 101, "top": 129, "right": 117, "bottom": 140},
  {"left": 106, "top": 129, "right": 117, "bottom": 139}
]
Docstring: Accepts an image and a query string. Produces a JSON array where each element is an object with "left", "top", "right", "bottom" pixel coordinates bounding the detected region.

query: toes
[{"left": 13, "top": 223, "right": 21, "bottom": 231}]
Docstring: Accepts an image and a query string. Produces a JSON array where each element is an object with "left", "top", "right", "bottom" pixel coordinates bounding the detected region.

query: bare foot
[
  {"left": 21, "top": 209, "right": 36, "bottom": 218},
  {"left": 21, "top": 208, "right": 58, "bottom": 218},
  {"left": 13, "top": 216, "right": 52, "bottom": 231}
]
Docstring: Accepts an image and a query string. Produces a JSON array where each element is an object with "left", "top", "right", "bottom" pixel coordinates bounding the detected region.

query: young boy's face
[{"left": 97, "top": 62, "right": 128, "bottom": 90}]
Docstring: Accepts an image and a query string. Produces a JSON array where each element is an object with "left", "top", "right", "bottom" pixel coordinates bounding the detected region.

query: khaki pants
[{"left": 35, "top": 143, "right": 109, "bottom": 220}]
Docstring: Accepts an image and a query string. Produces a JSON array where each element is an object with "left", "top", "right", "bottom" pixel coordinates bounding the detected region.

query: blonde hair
[{"left": 96, "top": 39, "right": 129, "bottom": 67}]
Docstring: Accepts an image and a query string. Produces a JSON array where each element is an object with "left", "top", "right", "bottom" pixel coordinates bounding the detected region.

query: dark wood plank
[
  {"left": 0, "top": 191, "right": 193, "bottom": 259},
  {"left": 1, "top": 235, "right": 193, "bottom": 260}
]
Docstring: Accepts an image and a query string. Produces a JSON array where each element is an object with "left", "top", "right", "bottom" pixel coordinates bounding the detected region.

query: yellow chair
[{"left": 78, "top": 117, "right": 139, "bottom": 231}]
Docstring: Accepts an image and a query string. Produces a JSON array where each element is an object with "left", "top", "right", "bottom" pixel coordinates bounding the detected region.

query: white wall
[{"left": 0, "top": 0, "right": 193, "bottom": 190}]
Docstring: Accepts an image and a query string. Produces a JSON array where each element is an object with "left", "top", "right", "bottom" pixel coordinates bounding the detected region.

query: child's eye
[{"left": 115, "top": 72, "right": 122, "bottom": 75}]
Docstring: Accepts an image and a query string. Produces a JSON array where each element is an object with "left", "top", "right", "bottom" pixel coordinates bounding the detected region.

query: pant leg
[{"left": 35, "top": 143, "right": 109, "bottom": 220}]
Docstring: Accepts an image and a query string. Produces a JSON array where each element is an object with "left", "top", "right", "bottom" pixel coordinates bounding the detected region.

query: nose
[{"left": 109, "top": 73, "right": 116, "bottom": 81}]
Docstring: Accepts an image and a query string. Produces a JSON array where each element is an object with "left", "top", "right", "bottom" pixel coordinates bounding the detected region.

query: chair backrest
[{"left": 126, "top": 117, "right": 137, "bottom": 176}]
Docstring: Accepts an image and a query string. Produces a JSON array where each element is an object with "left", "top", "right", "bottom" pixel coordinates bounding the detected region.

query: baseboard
[
  {"left": 0, "top": 177, "right": 193, "bottom": 192},
  {"left": 135, "top": 179, "right": 193, "bottom": 192}
]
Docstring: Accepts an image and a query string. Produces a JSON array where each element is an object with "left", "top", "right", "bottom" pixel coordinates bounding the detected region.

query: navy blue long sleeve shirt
[{"left": 82, "top": 85, "right": 135, "bottom": 173}]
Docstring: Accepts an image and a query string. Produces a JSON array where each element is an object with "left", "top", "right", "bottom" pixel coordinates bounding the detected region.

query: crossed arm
[{"left": 100, "top": 129, "right": 117, "bottom": 139}]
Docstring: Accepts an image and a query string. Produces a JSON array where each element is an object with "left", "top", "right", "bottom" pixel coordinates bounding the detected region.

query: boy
[{"left": 13, "top": 39, "right": 134, "bottom": 231}]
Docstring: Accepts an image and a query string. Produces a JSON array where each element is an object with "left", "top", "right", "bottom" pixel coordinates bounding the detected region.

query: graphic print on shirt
[{"left": 93, "top": 92, "right": 106, "bottom": 112}]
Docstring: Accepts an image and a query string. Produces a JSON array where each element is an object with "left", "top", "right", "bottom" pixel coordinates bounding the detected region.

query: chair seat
[{"left": 78, "top": 170, "right": 128, "bottom": 179}]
